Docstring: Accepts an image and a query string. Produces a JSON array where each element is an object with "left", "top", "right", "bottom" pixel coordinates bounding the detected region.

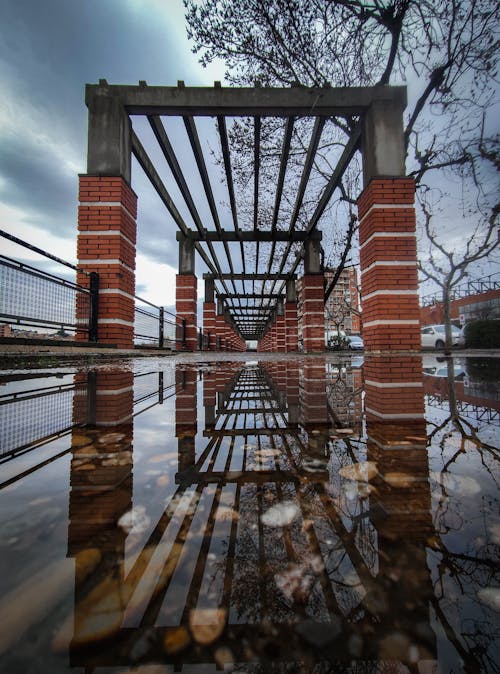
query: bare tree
[
  {"left": 185, "top": 0, "right": 499, "bottom": 290},
  {"left": 418, "top": 200, "right": 499, "bottom": 349}
]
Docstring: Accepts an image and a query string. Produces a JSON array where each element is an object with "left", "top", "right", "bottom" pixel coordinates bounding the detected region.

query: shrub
[{"left": 464, "top": 320, "right": 500, "bottom": 348}]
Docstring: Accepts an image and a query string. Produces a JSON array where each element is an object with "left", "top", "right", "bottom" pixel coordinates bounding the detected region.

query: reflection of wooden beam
[
  {"left": 175, "top": 469, "right": 330, "bottom": 485},
  {"left": 203, "top": 428, "right": 299, "bottom": 438}
]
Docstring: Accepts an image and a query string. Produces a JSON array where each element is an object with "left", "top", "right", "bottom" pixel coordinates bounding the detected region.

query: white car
[
  {"left": 346, "top": 334, "right": 364, "bottom": 350},
  {"left": 421, "top": 324, "right": 464, "bottom": 349}
]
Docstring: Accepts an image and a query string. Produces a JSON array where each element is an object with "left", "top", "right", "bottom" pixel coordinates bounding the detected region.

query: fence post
[
  {"left": 158, "top": 371, "right": 164, "bottom": 404},
  {"left": 88, "top": 272, "right": 99, "bottom": 343},
  {"left": 159, "top": 307, "right": 165, "bottom": 348}
]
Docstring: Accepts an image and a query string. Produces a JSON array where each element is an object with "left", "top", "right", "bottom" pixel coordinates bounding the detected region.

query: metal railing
[
  {"left": 134, "top": 296, "right": 180, "bottom": 348},
  {"left": 421, "top": 272, "right": 500, "bottom": 307},
  {"left": 0, "top": 230, "right": 98, "bottom": 341}
]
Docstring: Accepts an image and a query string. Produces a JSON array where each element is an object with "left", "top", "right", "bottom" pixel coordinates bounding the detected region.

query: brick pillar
[
  {"left": 358, "top": 178, "right": 420, "bottom": 351},
  {"left": 203, "top": 302, "right": 216, "bottom": 350},
  {"left": 77, "top": 176, "right": 137, "bottom": 348},
  {"left": 176, "top": 274, "right": 197, "bottom": 351},
  {"left": 285, "top": 302, "right": 298, "bottom": 352},
  {"left": 301, "top": 275, "right": 324, "bottom": 352}
]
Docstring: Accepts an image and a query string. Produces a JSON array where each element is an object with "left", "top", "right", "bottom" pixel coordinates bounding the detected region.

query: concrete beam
[
  {"left": 86, "top": 82, "right": 407, "bottom": 118},
  {"left": 176, "top": 230, "right": 322, "bottom": 242},
  {"left": 204, "top": 273, "right": 295, "bottom": 280}
]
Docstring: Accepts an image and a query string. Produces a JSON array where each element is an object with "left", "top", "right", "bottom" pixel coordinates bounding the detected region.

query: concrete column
[
  {"left": 176, "top": 234, "right": 197, "bottom": 351},
  {"left": 77, "top": 176, "right": 137, "bottom": 348}
]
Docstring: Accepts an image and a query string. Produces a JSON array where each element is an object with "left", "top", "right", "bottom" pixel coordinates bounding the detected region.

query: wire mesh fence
[{"left": 134, "top": 300, "right": 179, "bottom": 348}]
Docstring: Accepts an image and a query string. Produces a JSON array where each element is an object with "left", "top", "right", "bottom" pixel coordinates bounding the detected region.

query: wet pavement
[{"left": 0, "top": 353, "right": 499, "bottom": 673}]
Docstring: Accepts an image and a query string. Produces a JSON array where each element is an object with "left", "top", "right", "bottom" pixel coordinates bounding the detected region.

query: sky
[
  {"left": 0, "top": 0, "right": 498, "bottom": 311},
  {"left": 0, "top": 0, "right": 226, "bottom": 307}
]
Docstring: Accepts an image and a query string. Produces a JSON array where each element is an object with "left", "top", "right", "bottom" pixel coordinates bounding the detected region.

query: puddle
[{"left": 0, "top": 354, "right": 499, "bottom": 673}]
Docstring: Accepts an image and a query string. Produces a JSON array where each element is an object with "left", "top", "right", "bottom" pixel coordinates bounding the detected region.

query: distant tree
[
  {"left": 185, "top": 0, "right": 499, "bottom": 289},
  {"left": 418, "top": 200, "right": 499, "bottom": 349}
]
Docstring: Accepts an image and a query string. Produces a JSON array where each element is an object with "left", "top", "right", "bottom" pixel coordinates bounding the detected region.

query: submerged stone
[
  {"left": 295, "top": 617, "right": 341, "bottom": 647},
  {"left": 189, "top": 608, "right": 227, "bottom": 645},
  {"left": 339, "top": 461, "right": 378, "bottom": 483},
  {"left": 164, "top": 626, "right": 191, "bottom": 654}
]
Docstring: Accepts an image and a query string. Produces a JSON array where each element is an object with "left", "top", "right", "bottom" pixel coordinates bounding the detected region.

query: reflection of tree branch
[{"left": 430, "top": 596, "right": 491, "bottom": 674}]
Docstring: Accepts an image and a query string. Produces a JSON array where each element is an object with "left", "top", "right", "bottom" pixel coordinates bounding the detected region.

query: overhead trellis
[{"left": 85, "top": 80, "right": 405, "bottom": 340}]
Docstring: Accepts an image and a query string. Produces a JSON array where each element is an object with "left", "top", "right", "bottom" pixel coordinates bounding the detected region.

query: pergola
[{"left": 78, "top": 81, "right": 420, "bottom": 351}]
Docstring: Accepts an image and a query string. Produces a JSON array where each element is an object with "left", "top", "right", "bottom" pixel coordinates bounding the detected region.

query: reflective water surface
[{"left": 0, "top": 354, "right": 499, "bottom": 674}]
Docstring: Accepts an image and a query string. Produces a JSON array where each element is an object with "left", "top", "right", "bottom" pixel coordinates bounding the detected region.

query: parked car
[
  {"left": 421, "top": 324, "right": 464, "bottom": 349},
  {"left": 346, "top": 334, "right": 364, "bottom": 350}
]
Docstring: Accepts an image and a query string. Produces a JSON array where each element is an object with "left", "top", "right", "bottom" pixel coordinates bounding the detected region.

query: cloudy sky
[
  {"left": 0, "top": 0, "right": 227, "bottom": 307},
  {"left": 1, "top": 0, "right": 498, "bottom": 310}
]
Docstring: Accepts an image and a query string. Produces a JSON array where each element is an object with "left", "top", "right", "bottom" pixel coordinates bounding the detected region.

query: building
[{"left": 324, "top": 266, "right": 361, "bottom": 336}]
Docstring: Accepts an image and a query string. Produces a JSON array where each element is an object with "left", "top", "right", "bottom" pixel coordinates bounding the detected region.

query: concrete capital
[
  {"left": 178, "top": 234, "right": 195, "bottom": 274},
  {"left": 362, "top": 98, "right": 406, "bottom": 186}
]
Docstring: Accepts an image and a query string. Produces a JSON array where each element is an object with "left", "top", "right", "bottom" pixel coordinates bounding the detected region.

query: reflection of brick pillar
[
  {"left": 301, "top": 275, "right": 324, "bottom": 352},
  {"left": 299, "top": 357, "right": 327, "bottom": 426},
  {"left": 364, "top": 355, "right": 425, "bottom": 422},
  {"left": 365, "top": 413, "right": 436, "bottom": 662},
  {"left": 176, "top": 274, "right": 197, "bottom": 351},
  {"left": 77, "top": 176, "right": 137, "bottom": 348},
  {"left": 68, "top": 371, "right": 134, "bottom": 556},
  {"left": 285, "top": 302, "right": 298, "bottom": 352},
  {"left": 358, "top": 178, "right": 420, "bottom": 351},
  {"left": 176, "top": 367, "right": 197, "bottom": 482},
  {"left": 203, "top": 302, "right": 216, "bottom": 350}
]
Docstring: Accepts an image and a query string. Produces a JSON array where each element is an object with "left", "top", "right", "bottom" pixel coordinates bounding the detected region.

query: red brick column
[
  {"left": 301, "top": 275, "right": 324, "bottom": 352},
  {"left": 358, "top": 178, "right": 420, "bottom": 351},
  {"left": 77, "top": 176, "right": 137, "bottom": 348},
  {"left": 203, "top": 301, "right": 216, "bottom": 350},
  {"left": 285, "top": 301, "right": 298, "bottom": 352},
  {"left": 275, "top": 315, "right": 286, "bottom": 352},
  {"left": 176, "top": 274, "right": 197, "bottom": 351}
]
